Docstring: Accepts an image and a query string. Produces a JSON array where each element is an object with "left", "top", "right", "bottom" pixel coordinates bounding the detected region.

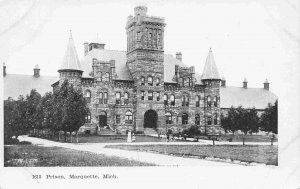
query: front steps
[
  {"left": 97, "top": 127, "right": 117, "bottom": 135},
  {"left": 144, "top": 128, "right": 158, "bottom": 137}
]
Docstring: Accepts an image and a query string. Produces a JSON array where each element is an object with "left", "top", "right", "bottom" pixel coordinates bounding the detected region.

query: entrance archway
[
  {"left": 99, "top": 111, "right": 107, "bottom": 127},
  {"left": 144, "top": 109, "right": 158, "bottom": 129}
]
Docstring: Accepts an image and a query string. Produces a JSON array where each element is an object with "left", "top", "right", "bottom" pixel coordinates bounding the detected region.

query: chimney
[
  {"left": 243, "top": 78, "right": 247, "bottom": 89},
  {"left": 84, "top": 42, "right": 89, "bottom": 56},
  {"left": 3, "top": 62, "right": 6, "bottom": 76},
  {"left": 221, "top": 77, "right": 226, "bottom": 87},
  {"left": 33, "top": 64, "right": 40, "bottom": 78},
  {"left": 176, "top": 52, "right": 182, "bottom": 61},
  {"left": 263, "top": 79, "right": 269, "bottom": 90}
]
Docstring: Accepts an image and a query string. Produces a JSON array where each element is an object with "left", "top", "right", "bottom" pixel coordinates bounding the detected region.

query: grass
[
  {"left": 218, "top": 134, "right": 277, "bottom": 143},
  {"left": 4, "top": 144, "right": 155, "bottom": 167},
  {"left": 44, "top": 134, "right": 165, "bottom": 143},
  {"left": 106, "top": 144, "right": 278, "bottom": 165}
]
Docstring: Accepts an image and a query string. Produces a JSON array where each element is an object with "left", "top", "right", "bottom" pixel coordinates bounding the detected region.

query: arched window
[
  {"left": 195, "top": 114, "right": 200, "bottom": 125},
  {"left": 207, "top": 116, "right": 212, "bottom": 125},
  {"left": 214, "top": 96, "right": 219, "bottom": 107},
  {"left": 125, "top": 111, "right": 133, "bottom": 124},
  {"left": 196, "top": 95, "right": 200, "bottom": 107},
  {"left": 124, "top": 92, "right": 129, "bottom": 104},
  {"left": 99, "top": 92, "right": 103, "bottom": 104},
  {"left": 207, "top": 96, "right": 212, "bottom": 107},
  {"left": 141, "top": 77, "right": 145, "bottom": 86},
  {"left": 148, "top": 91, "right": 153, "bottom": 100},
  {"left": 164, "top": 94, "right": 168, "bottom": 106},
  {"left": 85, "top": 90, "right": 91, "bottom": 103},
  {"left": 104, "top": 92, "right": 108, "bottom": 104},
  {"left": 171, "top": 94, "right": 175, "bottom": 106},
  {"left": 182, "top": 113, "right": 188, "bottom": 125},
  {"left": 85, "top": 112, "right": 91, "bottom": 123},
  {"left": 116, "top": 92, "right": 121, "bottom": 104},
  {"left": 148, "top": 76, "right": 153, "bottom": 86},
  {"left": 105, "top": 72, "right": 110, "bottom": 82},
  {"left": 156, "top": 78, "right": 160, "bottom": 86},
  {"left": 166, "top": 112, "right": 172, "bottom": 124}
]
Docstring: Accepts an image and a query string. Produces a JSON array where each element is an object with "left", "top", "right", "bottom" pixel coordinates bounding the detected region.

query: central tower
[{"left": 126, "top": 6, "right": 166, "bottom": 133}]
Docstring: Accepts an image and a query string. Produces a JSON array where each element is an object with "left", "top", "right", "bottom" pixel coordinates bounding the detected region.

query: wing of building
[{"left": 3, "top": 6, "right": 277, "bottom": 135}]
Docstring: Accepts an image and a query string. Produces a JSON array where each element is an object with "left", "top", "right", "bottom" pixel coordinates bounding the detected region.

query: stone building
[{"left": 3, "top": 6, "right": 277, "bottom": 135}]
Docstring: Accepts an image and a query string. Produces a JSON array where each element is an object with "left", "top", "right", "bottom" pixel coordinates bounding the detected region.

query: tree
[
  {"left": 26, "top": 89, "right": 42, "bottom": 135},
  {"left": 221, "top": 107, "right": 239, "bottom": 135},
  {"left": 239, "top": 107, "right": 259, "bottom": 135},
  {"left": 40, "top": 92, "right": 55, "bottom": 138},
  {"left": 4, "top": 98, "right": 17, "bottom": 142},
  {"left": 220, "top": 113, "right": 230, "bottom": 135},
  {"left": 260, "top": 100, "right": 278, "bottom": 134},
  {"left": 58, "top": 80, "right": 89, "bottom": 142}
]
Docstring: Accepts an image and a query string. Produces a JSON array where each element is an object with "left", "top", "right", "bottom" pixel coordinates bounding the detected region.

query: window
[
  {"left": 105, "top": 72, "right": 110, "bottom": 82},
  {"left": 85, "top": 112, "right": 91, "bottom": 123},
  {"left": 200, "top": 96, "right": 204, "bottom": 107},
  {"left": 207, "top": 117, "right": 212, "bottom": 125},
  {"left": 102, "top": 73, "right": 105, "bottom": 81},
  {"left": 137, "top": 31, "right": 141, "bottom": 41},
  {"left": 116, "top": 92, "right": 121, "bottom": 104},
  {"left": 141, "top": 77, "right": 145, "bottom": 86},
  {"left": 85, "top": 90, "right": 91, "bottom": 103},
  {"left": 195, "top": 114, "right": 200, "bottom": 125},
  {"left": 141, "top": 91, "right": 144, "bottom": 100},
  {"left": 171, "top": 94, "right": 175, "bottom": 106},
  {"left": 214, "top": 96, "right": 219, "bottom": 107},
  {"left": 196, "top": 96, "right": 200, "bottom": 107},
  {"left": 164, "top": 94, "right": 168, "bottom": 106},
  {"left": 207, "top": 96, "right": 212, "bottom": 107},
  {"left": 182, "top": 94, "right": 189, "bottom": 107},
  {"left": 104, "top": 92, "right": 108, "bottom": 104},
  {"left": 166, "top": 112, "right": 172, "bottom": 124},
  {"left": 99, "top": 92, "right": 103, "bottom": 104},
  {"left": 214, "top": 114, "right": 219, "bottom": 125},
  {"left": 124, "top": 92, "right": 129, "bottom": 104},
  {"left": 156, "top": 92, "right": 160, "bottom": 101},
  {"left": 188, "top": 78, "right": 191, "bottom": 87},
  {"left": 125, "top": 111, "right": 133, "bottom": 124},
  {"left": 148, "top": 76, "right": 153, "bottom": 86},
  {"left": 179, "top": 77, "right": 184, "bottom": 87},
  {"left": 156, "top": 78, "right": 160, "bottom": 86},
  {"left": 98, "top": 72, "right": 102, "bottom": 81},
  {"left": 182, "top": 113, "right": 188, "bottom": 125},
  {"left": 148, "top": 91, "right": 153, "bottom": 100},
  {"left": 116, "top": 115, "right": 121, "bottom": 124}
]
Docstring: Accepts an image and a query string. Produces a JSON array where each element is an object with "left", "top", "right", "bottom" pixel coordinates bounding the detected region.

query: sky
[{"left": 0, "top": 0, "right": 299, "bottom": 96}]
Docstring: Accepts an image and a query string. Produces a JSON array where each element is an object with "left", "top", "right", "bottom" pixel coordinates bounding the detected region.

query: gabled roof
[
  {"left": 201, "top": 48, "right": 221, "bottom": 80},
  {"left": 220, "top": 86, "right": 277, "bottom": 109},
  {"left": 58, "top": 32, "right": 82, "bottom": 72},
  {"left": 3, "top": 74, "right": 58, "bottom": 99}
]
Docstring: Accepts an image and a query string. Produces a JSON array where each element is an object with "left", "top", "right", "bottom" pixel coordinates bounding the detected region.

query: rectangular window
[
  {"left": 207, "top": 117, "right": 212, "bottom": 125},
  {"left": 164, "top": 94, "right": 168, "bottom": 106},
  {"left": 116, "top": 115, "right": 120, "bottom": 124},
  {"left": 156, "top": 92, "right": 160, "bottom": 101},
  {"left": 148, "top": 91, "right": 153, "bottom": 101},
  {"left": 148, "top": 77, "right": 153, "bottom": 86},
  {"left": 141, "top": 91, "right": 144, "bottom": 100},
  {"left": 124, "top": 93, "right": 129, "bottom": 104},
  {"left": 85, "top": 114, "right": 91, "bottom": 123},
  {"left": 104, "top": 93, "right": 108, "bottom": 104},
  {"left": 171, "top": 95, "right": 175, "bottom": 106},
  {"left": 116, "top": 92, "right": 121, "bottom": 104}
]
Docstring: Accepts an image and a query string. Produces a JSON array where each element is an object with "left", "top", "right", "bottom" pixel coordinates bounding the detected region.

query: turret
[{"left": 58, "top": 30, "right": 83, "bottom": 86}]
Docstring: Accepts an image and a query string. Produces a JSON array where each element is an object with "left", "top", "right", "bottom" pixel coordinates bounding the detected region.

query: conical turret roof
[
  {"left": 58, "top": 31, "right": 82, "bottom": 72},
  {"left": 201, "top": 48, "right": 221, "bottom": 80}
]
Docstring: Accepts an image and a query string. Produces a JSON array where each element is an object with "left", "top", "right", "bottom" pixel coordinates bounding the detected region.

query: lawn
[
  {"left": 218, "top": 134, "right": 277, "bottom": 143},
  {"left": 47, "top": 134, "right": 165, "bottom": 143},
  {"left": 4, "top": 144, "right": 155, "bottom": 167},
  {"left": 106, "top": 144, "right": 278, "bottom": 165}
]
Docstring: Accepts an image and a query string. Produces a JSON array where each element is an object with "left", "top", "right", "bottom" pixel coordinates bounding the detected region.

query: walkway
[{"left": 18, "top": 136, "right": 275, "bottom": 167}]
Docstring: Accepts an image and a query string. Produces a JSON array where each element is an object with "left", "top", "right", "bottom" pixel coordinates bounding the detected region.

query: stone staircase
[{"left": 144, "top": 128, "right": 159, "bottom": 137}]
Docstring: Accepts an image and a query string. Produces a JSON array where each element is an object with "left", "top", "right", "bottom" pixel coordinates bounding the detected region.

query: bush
[
  {"left": 4, "top": 138, "right": 19, "bottom": 145},
  {"left": 84, "top": 130, "right": 91, "bottom": 135},
  {"left": 19, "top": 141, "right": 32, "bottom": 145},
  {"left": 181, "top": 125, "right": 201, "bottom": 138}
]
